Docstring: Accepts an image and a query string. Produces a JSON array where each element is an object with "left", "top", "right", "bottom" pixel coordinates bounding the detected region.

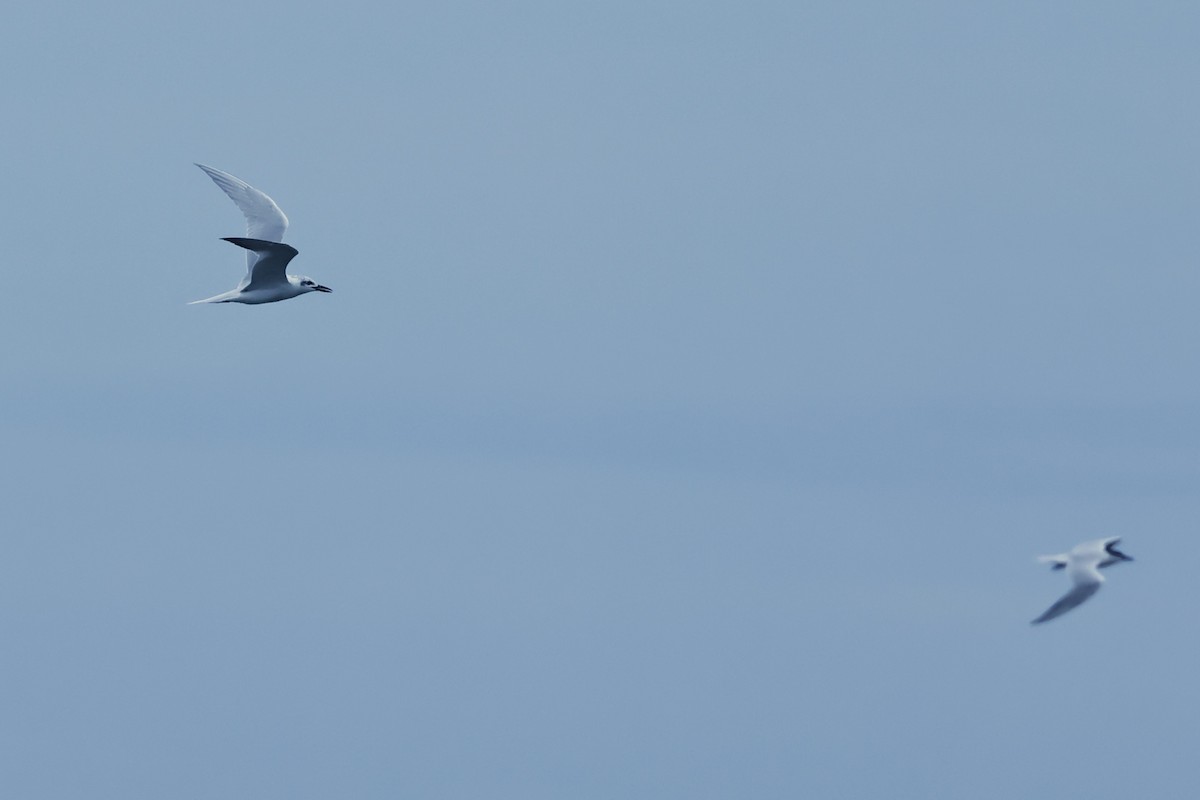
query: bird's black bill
[{"left": 315, "top": 285, "right": 333, "bottom": 293}]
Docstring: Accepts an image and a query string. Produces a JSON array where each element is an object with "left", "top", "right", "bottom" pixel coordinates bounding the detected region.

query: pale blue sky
[{"left": 1, "top": 1, "right": 1198, "bottom": 797}]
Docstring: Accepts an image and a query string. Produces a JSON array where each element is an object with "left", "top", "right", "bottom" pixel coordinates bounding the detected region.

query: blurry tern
[
  {"left": 1031, "top": 537, "right": 1133, "bottom": 625},
  {"left": 191, "top": 163, "right": 331, "bottom": 304}
]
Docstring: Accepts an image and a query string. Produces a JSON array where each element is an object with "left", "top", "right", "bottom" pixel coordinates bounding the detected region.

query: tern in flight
[
  {"left": 1031, "top": 537, "right": 1133, "bottom": 625},
  {"left": 191, "top": 163, "right": 331, "bottom": 304}
]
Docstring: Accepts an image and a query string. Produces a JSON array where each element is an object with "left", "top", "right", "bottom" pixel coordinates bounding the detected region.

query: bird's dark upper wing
[
  {"left": 221, "top": 237, "right": 299, "bottom": 289},
  {"left": 1031, "top": 582, "right": 1101, "bottom": 625}
]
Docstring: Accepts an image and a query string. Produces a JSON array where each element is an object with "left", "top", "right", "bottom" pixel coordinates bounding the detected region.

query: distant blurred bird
[
  {"left": 1031, "top": 537, "right": 1133, "bottom": 625},
  {"left": 190, "top": 163, "right": 331, "bottom": 304}
]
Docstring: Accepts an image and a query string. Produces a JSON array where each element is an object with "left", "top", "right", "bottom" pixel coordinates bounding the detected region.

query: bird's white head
[{"left": 290, "top": 275, "right": 333, "bottom": 294}]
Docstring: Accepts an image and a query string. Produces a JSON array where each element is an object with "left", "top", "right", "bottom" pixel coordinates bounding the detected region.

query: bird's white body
[
  {"left": 191, "top": 278, "right": 313, "bottom": 305},
  {"left": 191, "top": 164, "right": 330, "bottom": 304},
  {"left": 1031, "top": 536, "right": 1133, "bottom": 625}
]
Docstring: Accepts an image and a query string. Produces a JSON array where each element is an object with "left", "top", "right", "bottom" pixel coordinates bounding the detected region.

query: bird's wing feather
[
  {"left": 196, "top": 164, "right": 289, "bottom": 284},
  {"left": 1031, "top": 581, "right": 1101, "bottom": 625},
  {"left": 195, "top": 164, "right": 288, "bottom": 241},
  {"left": 221, "top": 238, "right": 298, "bottom": 289}
]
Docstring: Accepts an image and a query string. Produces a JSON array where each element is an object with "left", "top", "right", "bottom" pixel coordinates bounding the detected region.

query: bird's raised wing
[
  {"left": 1031, "top": 580, "right": 1101, "bottom": 625},
  {"left": 196, "top": 163, "right": 288, "bottom": 241},
  {"left": 196, "top": 164, "right": 289, "bottom": 283},
  {"left": 221, "top": 238, "right": 298, "bottom": 289}
]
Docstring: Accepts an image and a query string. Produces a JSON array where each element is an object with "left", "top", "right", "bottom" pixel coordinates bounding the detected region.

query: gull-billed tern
[
  {"left": 190, "top": 163, "right": 331, "bottom": 304},
  {"left": 1031, "top": 536, "right": 1133, "bottom": 625}
]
